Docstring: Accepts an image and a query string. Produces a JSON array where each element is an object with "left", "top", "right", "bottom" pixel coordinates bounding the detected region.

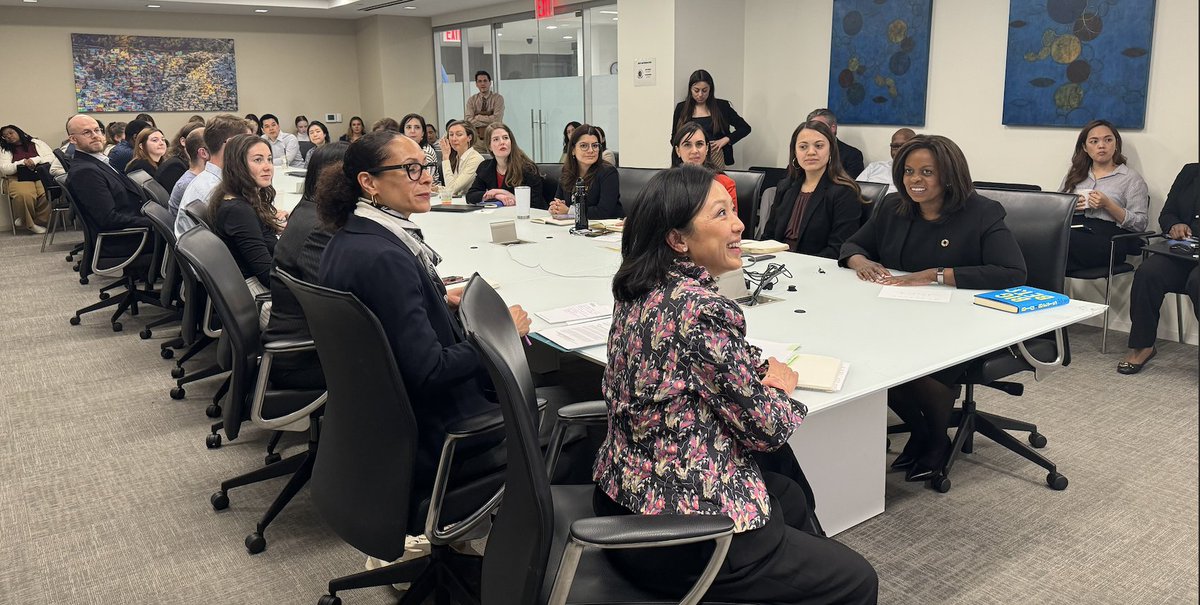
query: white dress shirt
[{"left": 856, "top": 160, "right": 897, "bottom": 194}]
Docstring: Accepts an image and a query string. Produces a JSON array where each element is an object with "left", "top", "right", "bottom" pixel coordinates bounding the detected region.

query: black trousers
[
  {"left": 1128, "top": 253, "right": 1200, "bottom": 348},
  {"left": 1068, "top": 217, "right": 1132, "bottom": 272},
  {"left": 593, "top": 457, "right": 878, "bottom": 605}
]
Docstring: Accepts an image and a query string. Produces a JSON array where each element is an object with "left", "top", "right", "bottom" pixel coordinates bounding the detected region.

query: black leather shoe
[
  {"left": 1117, "top": 348, "right": 1156, "bottom": 375},
  {"left": 890, "top": 451, "right": 918, "bottom": 471},
  {"left": 905, "top": 464, "right": 938, "bottom": 482}
]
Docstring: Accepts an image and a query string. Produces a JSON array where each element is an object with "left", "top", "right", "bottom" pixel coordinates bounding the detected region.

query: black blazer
[
  {"left": 156, "top": 156, "right": 188, "bottom": 194},
  {"left": 672, "top": 98, "right": 751, "bottom": 165},
  {"left": 761, "top": 173, "right": 862, "bottom": 259},
  {"left": 264, "top": 199, "right": 331, "bottom": 374},
  {"left": 839, "top": 192, "right": 1027, "bottom": 289},
  {"left": 124, "top": 158, "right": 159, "bottom": 180},
  {"left": 554, "top": 163, "right": 623, "bottom": 219},
  {"left": 837, "top": 139, "right": 865, "bottom": 180},
  {"left": 66, "top": 151, "right": 151, "bottom": 232},
  {"left": 466, "top": 158, "right": 550, "bottom": 208},
  {"left": 318, "top": 215, "right": 497, "bottom": 485},
  {"left": 211, "top": 196, "right": 277, "bottom": 286},
  {"left": 1160, "top": 163, "right": 1200, "bottom": 233}
]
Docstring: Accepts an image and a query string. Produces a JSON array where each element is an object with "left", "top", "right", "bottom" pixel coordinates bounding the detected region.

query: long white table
[{"left": 272, "top": 172, "right": 1107, "bottom": 535}]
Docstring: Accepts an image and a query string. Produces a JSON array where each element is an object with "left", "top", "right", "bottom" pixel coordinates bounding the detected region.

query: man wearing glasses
[
  {"left": 64, "top": 114, "right": 152, "bottom": 235},
  {"left": 856, "top": 128, "right": 915, "bottom": 195}
]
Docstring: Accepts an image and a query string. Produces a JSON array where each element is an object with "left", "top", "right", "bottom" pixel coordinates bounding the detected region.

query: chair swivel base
[{"left": 322, "top": 544, "right": 481, "bottom": 605}]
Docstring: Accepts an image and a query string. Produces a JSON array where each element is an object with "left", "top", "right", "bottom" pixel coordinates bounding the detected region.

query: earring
[{"left": 371, "top": 194, "right": 380, "bottom": 205}]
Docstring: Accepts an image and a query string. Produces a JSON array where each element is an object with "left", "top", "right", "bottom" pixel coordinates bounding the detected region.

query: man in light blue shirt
[
  {"left": 260, "top": 113, "right": 302, "bottom": 168},
  {"left": 168, "top": 128, "right": 207, "bottom": 219},
  {"left": 175, "top": 114, "right": 252, "bottom": 237}
]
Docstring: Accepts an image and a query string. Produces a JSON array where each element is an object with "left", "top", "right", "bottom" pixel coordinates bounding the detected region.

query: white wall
[
  {"left": 616, "top": 0, "right": 676, "bottom": 168},
  {"left": 735, "top": 0, "right": 1198, "bottom": 343},
  {"left": 675, "top": 0, "right": 746, "bottom": 167}
]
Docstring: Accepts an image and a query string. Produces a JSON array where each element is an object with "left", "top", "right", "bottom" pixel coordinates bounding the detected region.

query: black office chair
[
  {"left": 298, "top": 140, "right": 315, "bottom": 160},
  {"left": 282, "top": 271, "right": 507, "bottom": 605},
  {"left": 926, "top": 188, "right": 1079, "bottom": 493},
  {"left": 138, "top": 202, "right": 184, "bottom": 340},
  {"left": 616, "top": 167, "right": 660, "bottom": 218},
  {"left": 972, "top": 180, "right": 1041, "bottom": 191},
  {"left": 754, "top": 186, "right": 777, "bottom": 239},
  {"left": 855, "top": 181, "right": 889, "bottom": 226},
  {"left": 457, "top": 276, "right": 736, "bottom": 605},
  {"left": 61, "top": 174, "right": 159, "bottom": 332},
  {"left": 184, "top": 201, "right": 211, "bottom": 230},
  {"left": 1064, "top": 228, "right": 1154, "bottom": 353},
  {"left": 125, "top": 169, "right": 156, "bottom": 193},
  {"left": 52, "top": 150, "right": 87, "bottom": 263},
  {"left": 725, "top": 169, "right": 765, "bottom": 236},
  {"left": 166, "top": 216, "right": 231, "bottom": 404},
  {"left": 747, "top": 165, "right": 788, "bottom": 194}
]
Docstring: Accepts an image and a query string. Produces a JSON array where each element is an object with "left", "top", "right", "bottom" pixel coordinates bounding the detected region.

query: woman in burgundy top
[
  {"left": 594, "top": 164, "right": 878, "bottom": 605},
  {"left": 1, "top": 124, "right": 62, "bottom": 234},
  {"left": 761, "top": 120, "right": 864, "bottom": 258}
]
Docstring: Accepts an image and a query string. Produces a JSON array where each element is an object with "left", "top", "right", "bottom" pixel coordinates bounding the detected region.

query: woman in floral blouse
[{"left": 593, "top": 164, "right": 878, "bottom": 604}]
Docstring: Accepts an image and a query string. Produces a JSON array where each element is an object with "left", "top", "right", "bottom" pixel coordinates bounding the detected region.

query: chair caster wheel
[
  {"left": 161, "top": 348, "right": 174, "bottom": 360},
  {"left": 1046, "top": 472, "right": 1068, "bottom": 490},
  {"left": 210, "top": 491, "right": 229, "bottom": 510},
  {"left": 1028, "top": 432, "right": 1047, "bottom": 448},
  {"left": 205, "top": 433, "right": 222, "bottom": 449},
  {"left": 171, "top": 366, "right": 185, "bottom": 379},
  {"left": 66, "top": 254, "right": 73, "bottom": 262},
  {"left": 69, "top": 316, "right": 81, "bottom": 326},
  {"left": 170, "top": 386, "right": 185, "bottom": 400},
  {"left": 140, "top": 328, "right": 152, "bottom": 339},
  {"left": 111, "top": 322, "right": 122, "bottom": 332},
  {"left": 246, "top": 532, "right": 267, "bottom": 554},
  {"left": 318, "top": 595, "right": 342, "bottom": 605},
  {"left": 931, "top": 475, "right": 952, "bottom": 493},
  {"left": 265, "top": 452, "right": 282, "bottom": 465},
  {"left": 99, "top": 292, "right": 110, "bottom": 301},
  {"left": 206, "top": 404, "right": 222, "bottom": 418}
]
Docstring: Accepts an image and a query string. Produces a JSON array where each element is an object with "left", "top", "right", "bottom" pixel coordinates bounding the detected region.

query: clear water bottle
[{"left": 572, "top": 177, "right": 588, "bottom": 231}]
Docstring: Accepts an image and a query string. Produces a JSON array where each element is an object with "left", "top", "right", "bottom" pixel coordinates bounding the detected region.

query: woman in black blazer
[
  {"left": 549, "top": 124, "right": 622, "bottom": 219},
  {"left": 840, "top": 135, "right": 1027, "bottom": 483},
  {"left": 466, "top": 123, "right": 548, "bottom": 208},
  {"left": 762, "top": 120, "right": 864, "bottom": 259},
  {"left": 671, "top": 69, "right": 751, "bottom": 168},
  {"left": 315, "top": 130, "right": 531, "bottom": 488},
  {"left": 207, "top": 134, "right": 283, "bottom": 329}
]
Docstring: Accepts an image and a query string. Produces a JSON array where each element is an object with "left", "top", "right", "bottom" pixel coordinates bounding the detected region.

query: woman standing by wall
[{"left": 671, "top": 69, "right": 751, "bottom": 169}]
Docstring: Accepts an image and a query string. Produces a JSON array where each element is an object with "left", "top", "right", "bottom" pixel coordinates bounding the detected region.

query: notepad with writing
[
  {"left": 537, "top": 317, "right": 610, "bottom": 350},
  {"left": 531, "top": 216, "right": 575, "bottom": 226},
  {"left": 740, "top": 239, "right": 789, "bottom": 254}
]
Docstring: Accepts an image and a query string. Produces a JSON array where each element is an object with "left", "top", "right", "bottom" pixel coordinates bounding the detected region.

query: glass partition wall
[{"left": 434, "top": 2, "right": 618, "bottom": 164}]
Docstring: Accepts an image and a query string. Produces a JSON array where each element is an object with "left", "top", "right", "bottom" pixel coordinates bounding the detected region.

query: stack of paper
[
  {"left": 537, "top": 318, "right": 611, "bottom": 350},
  {"left": 535, "top": 302, "right": 611, "bottom": 324},
  {"left": 740, "top": 239, "right": 789, "bottom": 254}
]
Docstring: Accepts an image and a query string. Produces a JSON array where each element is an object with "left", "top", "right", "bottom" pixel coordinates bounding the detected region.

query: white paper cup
[{"left": 515, "top": 185, "right": 531, "bottom": 219}]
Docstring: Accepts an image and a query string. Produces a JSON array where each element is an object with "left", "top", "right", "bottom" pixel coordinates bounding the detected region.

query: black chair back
[
  {"left": 617, "top": 167, "right": 660, "bottom": 218},
  {"left": 126, "top": 169, "right": 155, "bottom": 193},
  {"left": 855, "top": 181, "right": 889, "bottom": 226},
  {"left": 748, "top": 165, "right": 788, "bottom": 193},
  {"left": 538, "top": 163, "right": 563, "bottom": 203},
  {"left": 175, "top": 228, "right": 261, "bottom": 440},
  {"left": 976, "top": 188, "right": 1075, "bottom": 293},
  {"left": 279, "top": 269, "right": 419, "bottom": 563},
  {"left": 725, "top": 169, "right": 765, "bottom": 235},
  {"left": 973, "top": 181, "right": 1041, "bottom": 192},
  {"left": 139, "top": 178, "right": 170, "bottom": 207},
  {"left": 298, "top": 140, "right": 315, "bottom": 159},
  {"left": 143, "top": 202, "right": 180, "bottom": 306},
  {"left": 53, "top": 148, "right": 73, "bottom": 172},
  {"left": 459, "top": 276, "right": 554, "bottom": 605},
  {"left": 184, "top": 200, "right": 211, "bottom": 230}
]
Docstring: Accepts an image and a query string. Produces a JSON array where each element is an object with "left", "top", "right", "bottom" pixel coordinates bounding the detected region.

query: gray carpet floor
[{"left": 1, "top": 230, "right": 1197, "bottom": 605}]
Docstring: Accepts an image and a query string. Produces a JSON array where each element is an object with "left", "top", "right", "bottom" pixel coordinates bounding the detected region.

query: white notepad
[
  {"left": 750, "top": 340, "right": 848, "bottom": 393},
  {"left": 877, "top": 285, "right": 953, "bottom": 303},
  {"left": 537, "top": 317, "right": 610, "bottom": 350},
  {"left": 535, "top": 302, "right": 612, "bottom": 324}
]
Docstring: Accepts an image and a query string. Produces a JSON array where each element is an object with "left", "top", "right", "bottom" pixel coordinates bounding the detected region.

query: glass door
[{"left": 494, "top": 11, "right": 584, "bottom": 163}]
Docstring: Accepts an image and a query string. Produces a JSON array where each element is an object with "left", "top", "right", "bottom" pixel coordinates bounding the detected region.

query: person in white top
[
  {"left": 260, "top": 113, "right": 302, "bottom": 168},
  {"left": 437, "top": 121, "right": 483, "bottom": 198},
  {"left": 294, "top": 115, "right": 309, "bottom": 142},
  {"left": 856, "top": 128, "right": 915, "bottom": 194}
]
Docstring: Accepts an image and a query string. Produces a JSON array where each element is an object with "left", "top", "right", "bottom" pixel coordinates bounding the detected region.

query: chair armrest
[
  {"left": 262, "top": 338, "right": 314, "bottom": 354},
  {"left": 445, "top": 408, "right": 505, "bottom": 439},
  {"left": 545, "top": 400, "right": 607, "bottom": 479},
  {"left": 424, "top": 409, "right": 507, "bottom": 544},
  {"left": 249, "top": 348, "right": 326, "bottom": 430},
  {"left": 568, "top": 514, "right": 734, "bottom": 548},
  {"left": 548, "top": 514, "right": 734, "bottom": 605},
  {"left": 93, "top": 227, "right": 151, "bottom": 277},
  {"left": 1111, "top": 230, "right": 1155, "bottom": 241},
  {"left": 1013, "top": 328, "right": 1066, "bottom": 382}
]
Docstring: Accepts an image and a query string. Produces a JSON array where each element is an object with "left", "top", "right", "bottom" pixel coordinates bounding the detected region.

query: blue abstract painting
[
  {"left": 1002, "top": 0, "right": 1156, "bottom": 128},
  {"left": 827, "top": 0, "right": 932, "bottom": 126}
]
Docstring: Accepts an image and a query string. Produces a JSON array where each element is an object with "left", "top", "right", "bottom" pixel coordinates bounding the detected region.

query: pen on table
[{"left": 524, "top": 335, "right": 532, "bottom": 346}]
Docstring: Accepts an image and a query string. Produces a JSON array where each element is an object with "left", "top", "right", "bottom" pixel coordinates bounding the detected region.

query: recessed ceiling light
[
  {"left": 23, "top": 0, "right": 38, "bottom": 4},
  {"left": 147, "top": 4, "right": 161, "bottom": 7},
  {"left": 545, "top": 25, "right": 557, "bottom": 30},
  {"left": 599, "top": 10, "right": 617, "bottom": 14},
  {"left": 562, "top": 35, "right": 573, "bottom": 39},
  {"left": 403, "top": 5, "right": 416, "bottom": 8},
  {"left": 254, "top": 8, "right": 268, "bottom": 12}
]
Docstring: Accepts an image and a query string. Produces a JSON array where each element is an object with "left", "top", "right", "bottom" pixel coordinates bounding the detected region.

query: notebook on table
[{"left": 430, "top": 204, "right": 483, "bottom": 213}]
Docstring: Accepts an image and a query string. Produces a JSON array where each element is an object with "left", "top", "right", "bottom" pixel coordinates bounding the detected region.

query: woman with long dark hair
[
  {"left": 467, "top": 123, "right": 546, "bottom": 207},
  {"left": 157, "top": 121, "right": 204, "bottom": 192},
  {"left": 1059, "top": 119, "right": 1150, "bottom": 272},
  {"left": 670, "top": 121, "right": 738, "bottom": 212},
  {"left": 559, "top": 120, "right": 581, "bottom": 163},
  {"left": 598, "top": 163, "right": 878, "bottom": 605},
  {"left": 0, "top": 124, "right": 63, "bottom": 234},
  {"left": 761, "top": 120, "right": 864, "bottom": 258},
  {"left": 207, "top": 134, "right": 283, "bottom": 329},
  {"left": 401, "top": 113, "right": 441, "bottom": 185},
  {"left": 548, "top": 123, "right": 622, "bottom": 219},
  {"left": 840, "top": 135, "right": 1026, "bottom": 482},
  {"left": 302, "top": 121, "right": 330, "bottom": 167},
  {"left": 671, "top": 69, "right": 751, "bottom": 169}
]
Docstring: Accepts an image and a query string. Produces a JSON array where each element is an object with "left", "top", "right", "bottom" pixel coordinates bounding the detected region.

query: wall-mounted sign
[
  {"left": 634, "top": 58, "right": 656, "bottom": 86},
  {"left": 442, "top": 30, "right": 461, "bottom": 43},
  {"left": 535, "top": 0, "right": 557, "bottom": 20}
]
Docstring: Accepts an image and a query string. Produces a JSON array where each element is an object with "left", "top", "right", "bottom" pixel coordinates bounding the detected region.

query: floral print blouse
[{"left": 593, "top": 259, "right": 808, "bottom": 532}]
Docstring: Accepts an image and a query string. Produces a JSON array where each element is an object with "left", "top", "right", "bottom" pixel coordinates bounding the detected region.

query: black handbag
[{"left": 16, "top": 162, "right": 50, "bottom": 182}]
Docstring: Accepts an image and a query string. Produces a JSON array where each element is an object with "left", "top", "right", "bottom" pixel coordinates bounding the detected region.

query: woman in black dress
[{"left": 671, "top": 69, "right": 751, "bottom": 169}]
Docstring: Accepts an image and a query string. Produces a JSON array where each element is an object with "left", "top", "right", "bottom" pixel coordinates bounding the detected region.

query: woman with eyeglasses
[
  {"left": 401, "top": 113, "right": 442, "bottom": 186},
  {"left": 761, "top": 120, "right": 865, "bottom": 259},
  {"left": 672, "top": 69, "right": 751, "bottom": 170},
  {"left": 315, "top": 130, "right": 531, "bottom": 489},
  {"left": 0, "top": 124, "right": 65, "bottom": 234},
  {"left": 436, "top": 120, "right": 483, "bottom": 198},
  {"left": 466, "top": 123, "right": 546, "bottom": 208},
  {"left": 671, "top": 121, "right": 737, "bottom": 212},
  {"left": 125, "top": 127, "right": 169, "bottom": 179},
  {"left": 548, "top": 123, "right": 622, "bottom": 219}
]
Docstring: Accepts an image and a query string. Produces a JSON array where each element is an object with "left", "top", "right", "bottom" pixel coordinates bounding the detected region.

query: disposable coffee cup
[
  {"left": 515, "top": 185, "right": 531, "bottom": 219},
  {"left": 439, "top": 188, "right": 452, "bottom": 204}
]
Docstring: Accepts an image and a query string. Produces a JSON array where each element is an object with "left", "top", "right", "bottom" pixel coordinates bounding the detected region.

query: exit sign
[
  {"left": 442, "top": 29, "right": 461, "bottom": 43},
  {"left": 535, "top": 0, "right": 556, "bottom": 20}
]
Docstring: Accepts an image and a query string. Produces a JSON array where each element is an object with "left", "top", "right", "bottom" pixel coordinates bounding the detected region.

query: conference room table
[{"left": 272, "top": 170, "right": 1107, "bottom": 535}]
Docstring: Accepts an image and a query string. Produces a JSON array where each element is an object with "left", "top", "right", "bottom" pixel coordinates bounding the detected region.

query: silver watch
[{"left": 936, "top": 267, "right": 945, "bottom": 285}]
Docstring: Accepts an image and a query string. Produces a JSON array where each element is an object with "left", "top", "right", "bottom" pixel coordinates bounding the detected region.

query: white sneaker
[
  {"left": 363, "top": 535, "right": 432, "bottom": 591},
  {"left": 30, "top": 224, "right": 47, "bottom": 234},
  {"left": 13, "top": 218, "right": 23, "bottom": 228}
]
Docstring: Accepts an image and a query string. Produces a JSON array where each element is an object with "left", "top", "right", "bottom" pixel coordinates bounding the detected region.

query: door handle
[{"left": 530, "top": 109, "right": 538, "bottom": 158}]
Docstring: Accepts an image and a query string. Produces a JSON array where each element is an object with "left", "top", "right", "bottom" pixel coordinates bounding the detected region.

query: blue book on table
[{"left": 973, "top": 286, "right": 1069, "bottom": 314}]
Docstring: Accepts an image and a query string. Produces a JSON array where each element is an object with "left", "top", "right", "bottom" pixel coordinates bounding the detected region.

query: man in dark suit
[
  {"left": 808, "top": 108, "right": 865, "bottom": 178},
  {"left": 65, "top": 114, "right": 151, "bottom": 233}
]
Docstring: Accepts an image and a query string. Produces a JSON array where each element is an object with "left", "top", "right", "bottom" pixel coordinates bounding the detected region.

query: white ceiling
[{"left": 0, "top": 0, "right": 516, "bottom": 19}]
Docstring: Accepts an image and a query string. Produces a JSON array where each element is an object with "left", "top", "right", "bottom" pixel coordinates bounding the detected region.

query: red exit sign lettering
[
  {"left": 535, "top": 0, "right": 556, "bottom": 20},
  {"left": 442, "top": 29, "right": 461, "bottom": 43}
]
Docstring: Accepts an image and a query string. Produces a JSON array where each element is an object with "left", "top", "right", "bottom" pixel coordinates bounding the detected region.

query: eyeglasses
[
  {"left": 368, "top": 162, "right": 437, "bottom": 181},
  {"left": 575, "top": 142, "right": 602, "bottom": 151},
  {"left": 71, "top": 128, "right": 104, "bottom": 137}
]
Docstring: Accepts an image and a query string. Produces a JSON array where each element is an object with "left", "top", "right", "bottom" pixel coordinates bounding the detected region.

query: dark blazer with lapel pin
[
  {"left": 318, "top": 214, "right": 497, "bottom": 486},
  {"left": 66, "top": 151, "right": 151, "bottom": 231},
  {"left": 761, "top": 172, "right": 862, "bottom": 259}
]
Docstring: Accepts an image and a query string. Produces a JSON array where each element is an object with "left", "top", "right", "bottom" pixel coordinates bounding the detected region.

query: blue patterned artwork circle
[
  {"left": 1001, "top": 0, "right": 1156, "bottom": 128},
  {"left": 826, "top": 0, "right": 932, "bottom": 126}
]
